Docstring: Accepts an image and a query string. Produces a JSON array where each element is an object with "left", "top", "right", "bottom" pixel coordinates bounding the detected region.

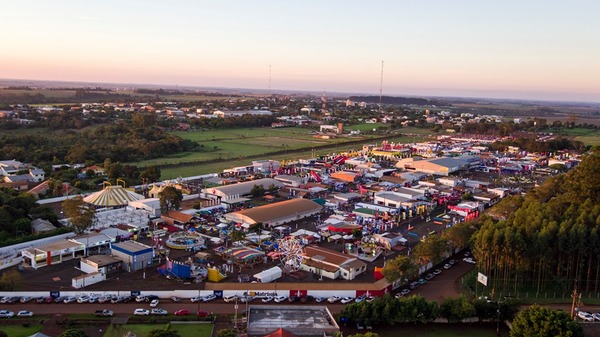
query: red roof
[{"left": 264, "top": 328, "right": 297, "bottom": 337}]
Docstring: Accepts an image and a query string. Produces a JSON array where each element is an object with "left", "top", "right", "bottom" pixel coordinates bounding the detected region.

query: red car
[
  {"left": 197, "top": 310, "right": 210, "bottom": 317},
  {"left": 174, "top": 309, "right": 190, "bottom": 316}
]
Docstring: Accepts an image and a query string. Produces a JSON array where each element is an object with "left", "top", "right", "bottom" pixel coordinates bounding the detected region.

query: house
[
  {"left": 82, "top": 165, "right": 106, "bottom": 176},
  {"left": 301, "top": 246, "right": 367, "bottom": 280}
]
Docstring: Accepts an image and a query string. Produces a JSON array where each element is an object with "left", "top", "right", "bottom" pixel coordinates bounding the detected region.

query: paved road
[{"left": 0, "top": 300, "right": 348, "bottom": 316}]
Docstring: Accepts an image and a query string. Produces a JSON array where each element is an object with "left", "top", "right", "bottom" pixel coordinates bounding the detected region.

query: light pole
[{"left": 496, "top": 300, "right": 502, "bottom": 337}]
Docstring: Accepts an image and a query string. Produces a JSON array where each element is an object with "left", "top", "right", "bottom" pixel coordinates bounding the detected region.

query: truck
[{"left": 95, "top": 309, "right": 113, "bottom": 317}]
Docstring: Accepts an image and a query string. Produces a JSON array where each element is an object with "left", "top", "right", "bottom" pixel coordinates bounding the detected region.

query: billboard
[{"left": 477, "top": 272, "right": 488, "bottom": 286}]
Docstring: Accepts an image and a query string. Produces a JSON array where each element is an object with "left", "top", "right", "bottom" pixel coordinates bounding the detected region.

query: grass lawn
[
  {"left": 0, "top": 324, "right": 43, "bottom": 337},
  {"left": 103, "top": 323, "right": 212, "bottom": 337},
  {"left": 353, "top": 323, "right": 507, "bottom": 337},
  {"left": 103, "top": 324, "right": 165, "bottom": 337}
]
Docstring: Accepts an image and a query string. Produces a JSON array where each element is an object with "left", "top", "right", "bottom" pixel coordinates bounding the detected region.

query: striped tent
[{"left": 83, "top": 185, "right": 145, "bottom": 207}]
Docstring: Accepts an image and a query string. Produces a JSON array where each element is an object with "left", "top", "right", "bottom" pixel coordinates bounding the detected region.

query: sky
[{"left": 1, "top": 0, "right": 599, "bottom": 102}]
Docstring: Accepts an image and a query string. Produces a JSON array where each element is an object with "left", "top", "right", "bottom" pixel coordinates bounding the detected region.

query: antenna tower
[
  {"left": 379, "top": 60, "right": 384, "bottom": 113},
  {"left": 321, "top": 88, "right": 327, "bottom": 115}
]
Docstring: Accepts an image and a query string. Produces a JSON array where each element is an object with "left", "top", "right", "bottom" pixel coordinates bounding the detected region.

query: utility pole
[{"left": 571, "top": 286, "right": 581, "bottom": 319}]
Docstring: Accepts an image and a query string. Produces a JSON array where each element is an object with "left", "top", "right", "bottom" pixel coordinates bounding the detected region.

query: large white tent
[{"left": 83, "top": 185, "right": 144, "bottom": 207}]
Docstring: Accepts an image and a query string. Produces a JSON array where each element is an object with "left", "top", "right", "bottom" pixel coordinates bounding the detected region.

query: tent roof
[
  {"left": 264, "top": 328, "right": 297, "bottom": 337},
  {"left": 83, "top": 185, "right": 145, "bottom": 207}
]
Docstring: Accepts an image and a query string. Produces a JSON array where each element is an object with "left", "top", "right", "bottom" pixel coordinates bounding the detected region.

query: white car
[
  {"left": 17, "top": 310, "right": 33, "bottom": 317},
  {"left": 443, "top": 263, "right": 452, "bottom": 270},
  {"left": 201, "top": 294, "right": 217, "bottom": 302},
  {"left": 592, "top": 312, "right": 600, "bottom": 321},
  {"left": 240, "top": 296, "right": 253, "bottom": 303},
  {"left": 327, "top": 296, "right": 341, "bottom": 303},
  {"left": 340, "top": 297, "right": 354, "bottom": 304},
  {"left": 149, "top": 299, "right": 160, "bottom": 307},
  {"left": 0, "top": 310, "right": 14, "bottom": 318},
  {"left": 190, "top": 296, "right": 202, "bottom": 303},
  {"left": 261, "top": 296, "right": 274, "bottom": 303},
  {"left": 77, "top": 296, "right": 90, "bottom": 303},
  {"left": 63, "top": 296, "right": 77, "bottom": 304},
  {"left": 315, "top": 297, "right": 326, "bottom": 303},
  {"left": 274, "top": 296, "right": 287, "bottom": 303},
  {"left": 354, "top": 295, "right": 366, "bottom": 303},
  {"left": 463, "top": 257, "right": 477, "bottom": 264},
  {"left": 134, "top": 308, "right": 150, "bottom": 316},
  {"left": 578, "top": 311, "right": 594, "bottom": 322},
  {"left": 151, "top": 308, "right": 168, "bottom": 315}
]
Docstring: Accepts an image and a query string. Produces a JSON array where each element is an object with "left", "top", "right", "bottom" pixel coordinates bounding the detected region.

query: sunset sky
[{"left": 1, "top": 0, "right": 599, "bottom": 102}]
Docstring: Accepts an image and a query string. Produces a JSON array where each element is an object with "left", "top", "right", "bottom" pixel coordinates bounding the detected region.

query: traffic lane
[
  {"left": 0, "top": 301, "right": 348, "bottom": 316},
  {"left": 411, "top": 260, "right": 475, "bottom": 301}
]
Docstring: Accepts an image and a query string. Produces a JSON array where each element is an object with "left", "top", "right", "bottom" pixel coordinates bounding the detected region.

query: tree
[
  {"left": 230, "top": 229, "right": 246, "bottom": 243},
  {"left": 59, "top": 328, "right": 89, "bottom": 337},
  {"left": 510, "top": 305, "right": 583, "bottom": 337},
  {"left": 250, "top": 184, "right": 265, "bottom": 197},
  {"left": 0, "top": 330, "right": 7, "bottom": 337},
  {"left": 216, "top": 329, "right": 237, "bottom": 337},
  {"left": 0, "top": 270, "right": 25, "bottom": 291},
  {"left": 147, "top": 330, "right": 181, "bottom": 337},
  {"left": 62, "top": 196, "right": 96, "bottom": 234},
  {"left": 159, "top": 186, "right": 183, "bottom": 213},
  {"left": 381, "top": 255, "right": 415, "bottom": 283},
  {"left": 140, "top": 166, "right": 161, "bottom": 182},
  {"left": 439, "top": 296, "right": 475, "bottom": 323},
  {"left": 352, "top": 228, "right": 363, "bottom": 241}
]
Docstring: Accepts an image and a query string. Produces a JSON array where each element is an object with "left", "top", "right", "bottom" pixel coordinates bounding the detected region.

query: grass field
[
  {"left": 0, "top": 324, "right": 43, "bottom": 337},
  {"left": 103, "top": 323, "right": 212, "bottom": 337},
  {"left": 345, "top": 323, "right": 507, "bottom": 337}
]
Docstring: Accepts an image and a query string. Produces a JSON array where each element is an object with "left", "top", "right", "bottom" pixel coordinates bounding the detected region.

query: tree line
[{"left": 473, "top": 147, "right": 600, "bottom": 294}]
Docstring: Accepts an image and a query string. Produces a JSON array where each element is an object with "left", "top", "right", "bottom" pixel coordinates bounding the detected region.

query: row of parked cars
[
  {"left": 132, "top": 308, "right": 211, "bottom": 317},
  {"left": 577, "top": 311, "right": 600, "bottom": 322},
  {"left": 0, "top": 310, "right": 33, "bottom": 318}
]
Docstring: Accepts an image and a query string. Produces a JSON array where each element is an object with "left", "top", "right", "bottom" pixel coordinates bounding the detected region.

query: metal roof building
[
  {"left": 224, "top": 198, "right": 322, "bottom": 228},
  {"left": 246, "top": 305, "right": 339, "bottom": 337}
]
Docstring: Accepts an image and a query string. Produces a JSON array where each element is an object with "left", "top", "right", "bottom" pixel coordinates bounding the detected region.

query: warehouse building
[{"left": 224, "top": 198, "right": 322, "bottom": 228}]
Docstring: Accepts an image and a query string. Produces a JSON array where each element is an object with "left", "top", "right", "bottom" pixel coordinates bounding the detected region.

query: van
[{"left": 223, "top": 295, "right": 237, "bottom": 303}]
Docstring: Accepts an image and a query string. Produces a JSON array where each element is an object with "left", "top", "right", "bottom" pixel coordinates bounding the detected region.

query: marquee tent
[{"left": 83, "top": 185, "right": 145, "bottom": 207}]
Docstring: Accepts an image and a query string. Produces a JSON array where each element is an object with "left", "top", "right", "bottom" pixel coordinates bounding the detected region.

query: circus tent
[{"left": 83, "top": 185, "right": 145, "bottom": 207}]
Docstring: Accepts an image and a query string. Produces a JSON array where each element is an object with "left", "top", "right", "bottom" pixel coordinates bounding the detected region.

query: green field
[
  {"left": 103, "top": 323, "right": 213, "bottom": 337},
  {"left": 547, "top": 127, "right": 600, "bottom": 146},
  {"left": 0, "top": 324, "right": 43, "bottom": 337}
]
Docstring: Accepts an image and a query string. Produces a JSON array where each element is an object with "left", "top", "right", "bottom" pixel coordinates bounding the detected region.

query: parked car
[
  {"left": 354, "top": 295, "right": 366, "bottom": 303},
  {"left": 288, "top": 296, "right": 300, "bottom": 303},
  {"left": 409, "top": 282, "right": 420, "bottom": 289},
  {"left": 145, "top": 295, "right": 159, "bottom": 302},
  {"left": 340, "top": 297, "right": 354, "bottom": 304},
  {"left": 174, "top": 309, "right": 191, "bottom": 316},
  {"left": 134, "top": 308, "right": 150, "bottom": 316},
  {"left": 149, "top": 299, "right": 160, "bottom": 307},
  {"left": 578, "top": 311, "right": 594, "bottom": 322},
  {"left": 19, "top": 296, "right": 33, "bottom": 303},
  {"left": 425, "top": 273, "right": 434, "bottom": 280},
  {"left": 315, "top": 297, "right": 326, "bottom": 303},
  {"left": 63, "top": 296, "right": 77, "bottom": 304},
  {"left": 463, "top": 257, "right": 477, "bottom": 264},
  {"left": 327, "top": 296, "right": 341, "bottom": 303},
  {"left": 190, "top": 296, "right": 202, "bottom": 303},
  {"left": 201, "top": 294, "right": 217, "bottom": 302},
  {"left": 240, "top": 296, "right": 253, "bottom": 303},
  {"left": 449, "top": 259, "right": 457, "bottom": 265},
  {"left": 0, "top": 310, "right": 14, "bottom": 318},
  {"left": 17, "top": 310, "right": 33, "bottom": 317},
  {"left": 432, "top": 269, "right": 442, "bottom": 275},
  {"left": 135, "top": 295, "right": 147, "bottom": 302},
  {"left": 151, "top": 308, "right": 168, "bottom": 315},
  {"left": 418, "top": 278, "right": 427, "bottom": 285},
  {"left": 170, "top": 296, "right": 181, "bottom": 303},
  {"left": 443, "top": 263, "right": 452, "bottom": 270},
  {"left": 274, "top": 296, "right": 287, "bottom": 303},
  {"left": 223, "top": 295, "right": 237, "bottom": 303},
  {"left": 77, "top": 296, "right": 90, "bottom": 303},
  {"left": 261, "top": 296, "right": 274, "bottom": 303},
  {"left": 95, "top": 310, "right": 113, "bottom": 317},
  {"left": 197, "top": 310, "right": 211, "bottom": 317},
  {"left": 592, "top": 312, "right": 600, "bottom": 321},
  {"left": 300, "top": 295, "right": 314, "bottom": 303}
]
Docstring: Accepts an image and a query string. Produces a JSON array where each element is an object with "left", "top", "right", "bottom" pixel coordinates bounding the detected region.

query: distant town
[{"left": 0, "top": 82, "right": 598, "bottom": 337}]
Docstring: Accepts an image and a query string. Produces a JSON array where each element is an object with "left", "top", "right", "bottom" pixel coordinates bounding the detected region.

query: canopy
[{"left": 83, "top": 185, "right": 144, "bottom": 207}]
